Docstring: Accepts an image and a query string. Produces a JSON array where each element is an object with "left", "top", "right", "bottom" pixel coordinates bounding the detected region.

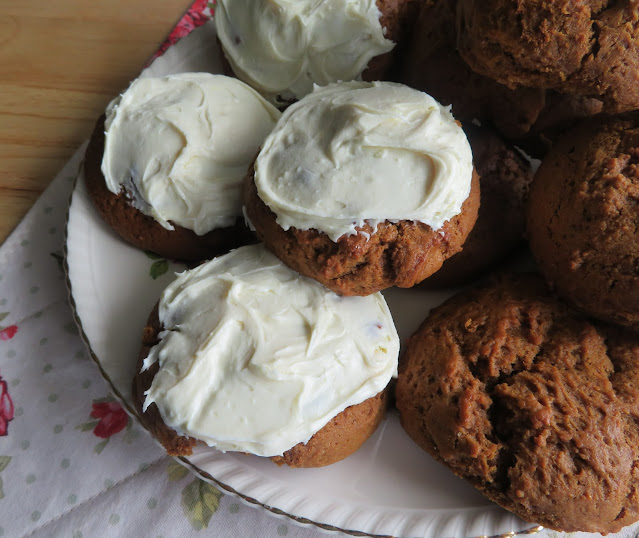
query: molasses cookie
[
  {"left": 457, "top": 0, "right": 639, "bottom": 113},
  {"left": 396, "top": 273, "right": 639, "bottom": 533},
  {"left": 215, "top": 0, "right": 420, "bottom": 106},
  {"left": 527, "top": 115, "right": 639, "bottom": 331},
  {"left": 133, "top": 244, "right": 398, "bottom": 467},
  {"left": 243, "top": 81, "right": 480, "bottom": 296},
  {"left": 85, "top": 73, "right": 280, "bottom": 261},
  {"left": 400, "top": 0, "right": 545, "bottom": 139},
  {"left": 421, "top": 125, "right": 532, "bottom": 288}
]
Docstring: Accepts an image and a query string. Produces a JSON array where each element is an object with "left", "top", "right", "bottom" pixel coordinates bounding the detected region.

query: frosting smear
[
  {"left": 102, "top": 73, "right": 280, "bottom": 235},
  {"left": 143, "top": 244, "right": 399, "bottom": 457},
  {"left": 255, "top": 81, "right": 474, "bottom": 242},
  {"left": 215, "top": 0, "right": 394, "bottom": 103}
]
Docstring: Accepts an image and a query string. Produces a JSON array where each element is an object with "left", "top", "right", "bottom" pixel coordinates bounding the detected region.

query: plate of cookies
[{"left": 66, "top": 2, "right": 639, "bottom": 537}]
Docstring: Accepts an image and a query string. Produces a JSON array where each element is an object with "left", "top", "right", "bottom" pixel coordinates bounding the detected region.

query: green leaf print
[
  {"left": 0, "top": 313, "right": 8, "bottom": 323},
  {"left": 145, "top": 251, "right": 163, "bottom": 260},
  {"left": 167, "top": 460, "right": 189, "bottom": 482},
  {"left": 94, "top": 438, "right": 109, "bottom": 455},
  {"left": 76, "top": 420, "right": 99, "bottom": 432},
  {"left": 0, "top": 456, "right": 10, "bottom": 472},
  {"left": 150, "top": 259, "right": 169, "bottom": 280},
  {"left": 181, "top": 478, "right": 222, "bottom": 530},
  {"left": 0, "top": 456, "right": 10, "bottom": 500},
  {"left": 121, "top": 422, "right": 139, "bottom": 444}
]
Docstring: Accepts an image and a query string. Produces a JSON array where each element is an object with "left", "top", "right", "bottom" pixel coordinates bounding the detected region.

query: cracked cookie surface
[
  {"left": 395, "top": 273, "right": 639, "bottom": 533},
  {"left": 527, "top": 114, "right": 639, "bottom": 331},
  {"left": 456, "top": 0, "right": 639, "bottom": 113}
]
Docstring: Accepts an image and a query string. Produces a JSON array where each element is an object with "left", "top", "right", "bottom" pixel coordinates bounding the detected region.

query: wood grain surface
[{"left": 0, "top": 0, "right": 193, "bottom": 244}]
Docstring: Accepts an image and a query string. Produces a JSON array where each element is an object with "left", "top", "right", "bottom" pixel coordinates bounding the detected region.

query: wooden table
[{"left": 0, "top": 0, "right": 193, "bottom": 244}]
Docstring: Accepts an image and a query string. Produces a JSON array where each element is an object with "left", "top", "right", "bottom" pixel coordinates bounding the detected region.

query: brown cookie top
[
  {"left": 400, "top": 0, "right": 546, "bottom": 139},
  {"left": 527, "top": 114, "right": 639, "bottom": 330},
  {"left": 456, "top": 0, "right": 639, "bottom": 113},
  {"left": 243, "top": 163, "right": 480, "bottom": 296},
  {"left": 421, "top": 125, "right": 532, "bottom": 288},
  {"left": 395, "top": 273, "right": 639, "bottom": 533},
  {"left": 363, "top": 0, "right": 424, "bottom": 82},
  {"left": 517, "top": 91, "right": 604, "bottom": 158}
]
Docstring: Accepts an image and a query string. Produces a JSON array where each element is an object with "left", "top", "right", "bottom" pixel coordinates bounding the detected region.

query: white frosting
[
  {"left": 102, "top": 73, "right": 280, "bottom": 235},
  {"left": 254, "top": 81, "right": 474, "bottom": 242},
  {"left": 143, "top": 244, "right": 399, "bottom": 457},
  {"left": 215, "top": 0, "right": 394, "bottom": 103}
]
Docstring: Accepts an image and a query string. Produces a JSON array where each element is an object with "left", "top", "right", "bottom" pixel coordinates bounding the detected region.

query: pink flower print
[
  {"left": 0, "top": 325, "right": 17, "bottom": 341},
  {"left": 150, "top": 0, "right": 214, "bottom": 62},
  {"left": 90, "top": 401, "right": 128, "bottom": 438},
  {"left": 0, "top": 377, "right": 14, "bottom": 436}
]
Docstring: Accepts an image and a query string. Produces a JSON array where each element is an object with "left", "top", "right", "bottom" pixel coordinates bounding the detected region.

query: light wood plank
[{"left": 0, "top": 0, "right": 193, "bottom": 243}]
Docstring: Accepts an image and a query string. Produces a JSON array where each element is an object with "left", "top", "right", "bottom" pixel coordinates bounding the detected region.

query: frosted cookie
[
  {"left": 215, "top": 0, "right": 420, "bottom": 106},
  {"left": 243, "top": 81, "right": 480, "bottom": 296},
  {"left": 396, "top": 273, "right": 639, "bottom": 533},
  {"left": 133, "top": 244, "right": 399, "bottom": 467},
  {"left": 84, "top": 73, "right": 281, "bottom": 261}
]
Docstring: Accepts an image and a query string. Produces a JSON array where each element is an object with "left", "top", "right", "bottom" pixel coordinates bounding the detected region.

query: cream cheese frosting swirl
[
  {"left": 102, "top": 73, "right": 280, "bottom": 235},
  {"left": 215, "top": 0, "right": 395, "bottom": 103},
  {"left": 254, "top": 81, "right": 474, "bottom": 242},
  {"left": 142, "top": 244, "right": 399, "bottom": 457}
]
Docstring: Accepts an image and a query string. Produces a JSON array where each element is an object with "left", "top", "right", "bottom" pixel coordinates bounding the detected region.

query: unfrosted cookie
[
  {"left": 527, "top": 115, "right": 639, "bottom": 331},
  {"left": 396, "top": 273, "right": 639, "bottom": 533},
  {"left": 400, "top": 0, "right": 545, "bottom": 139},
  {"left": 133, "top": 244, "right": 398, "bottom": 467},
  {"left": 400, "top": 1, "right": 606, "bottom": 155},
  {"left": 457, "top": 0, "right": 639, "bottom": 113},
  {"left": 517, "top": 91, "right": 604, "bottom": 157},
  {"left": 366, "top": 0, "right": 422, "bottom": 80},
  {"left": 84, "top": 73, "right": 280, "bottom": 261},
  {"left": 243, "top": 81, "right": 480, "bottom": 296},
  {"left": 421, "top": 125, "right": 532, "bottom": 288}
]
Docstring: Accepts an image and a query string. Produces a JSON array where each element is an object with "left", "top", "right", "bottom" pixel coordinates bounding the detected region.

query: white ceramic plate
[{"left": 64, "top": 20, "right": 541, "bottom": 538}]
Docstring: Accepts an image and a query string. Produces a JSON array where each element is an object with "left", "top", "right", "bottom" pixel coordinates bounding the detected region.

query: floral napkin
[
  {"left": 0, "top": 145, "right": 327, "bottom": 538},
  {"left": 1, "top": 2, "right": 638, "bottom": 538}
]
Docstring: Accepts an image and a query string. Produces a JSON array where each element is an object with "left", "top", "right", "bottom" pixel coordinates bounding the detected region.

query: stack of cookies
[
  {"left": 82, "top": 0, "right": 639, "bottom": 533},
  {"left": 86, "top": 0, "right": 491, "bottom": 471},
  {"left": 393, "top": 1, "right": 639, "bottom": 534}
]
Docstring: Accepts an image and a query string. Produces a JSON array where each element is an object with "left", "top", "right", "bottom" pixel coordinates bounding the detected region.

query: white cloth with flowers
[
  {"left": 1, "top": 4, "right": 639, "bottom": 537},
  {"left": 0, "top": 148, "right": 329, "bottom": 538},
  {"left": 0, "top": 129, "right": 637, "bottom": 538}
]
